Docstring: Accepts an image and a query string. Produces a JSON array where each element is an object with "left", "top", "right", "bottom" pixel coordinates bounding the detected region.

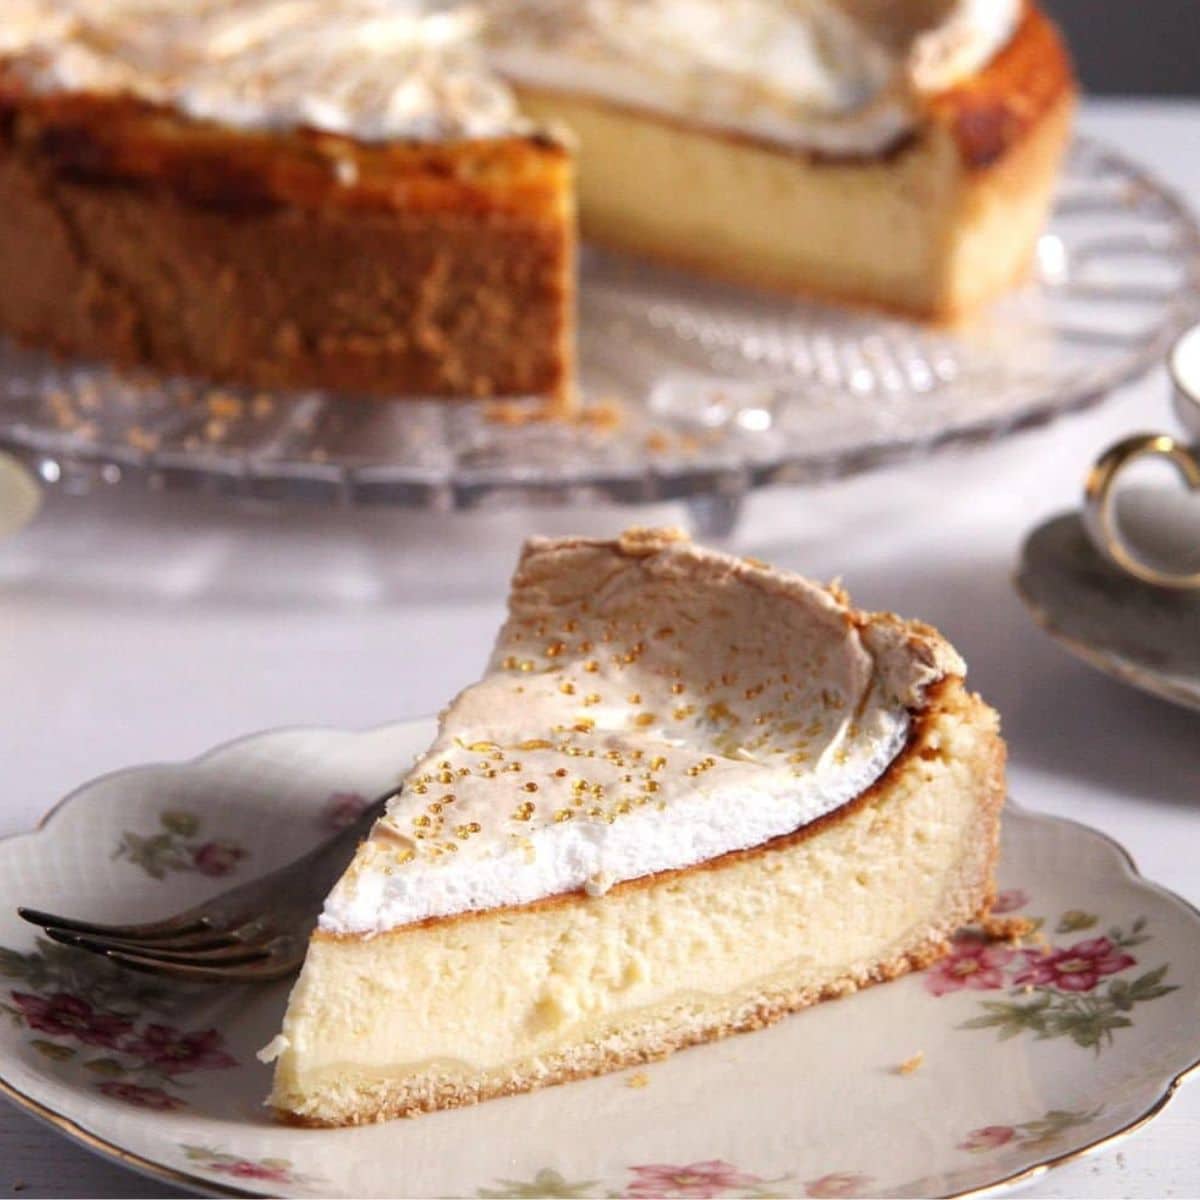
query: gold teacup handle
[{"left": 1084, "top": 433, "right": 1200, "bottom": 589}]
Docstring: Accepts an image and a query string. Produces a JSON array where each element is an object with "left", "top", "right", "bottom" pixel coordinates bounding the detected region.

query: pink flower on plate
[
  {"left": 1015, "top": 937, "right": 1135, "bottom": 993},
  {"left": 322, "top": 792, "right": 369, "bottom": 831},
  {"left": 11, "top": 992, "right": 132, "bottom": 1048},
  {"left": 924, "top": 936, "right": 1015, "bottom": 997},
  {"left": 804, "top": 1172, "right": 874, "bottom": 1198},
  {"left": 627, "top": 1160, "right": 761, "bottom": 1198},
  {"left": 191, "top": 840, "right": 246, "bottom": 877},
  {"left": 991, "top": 889, "right": 1029, "bottom": 914},
  {"left": 214, "top": 1160, "right": 291, "bottom": 1183},
  {"left": 959, "top": 1126, "right": 1016, "bottom": 1153},
  {"left": 122, "top": 1025, "right": 237, "bottom": 1075},
  {"left": 96, "top": 1082, "right": 186, "bottom": 1111}
]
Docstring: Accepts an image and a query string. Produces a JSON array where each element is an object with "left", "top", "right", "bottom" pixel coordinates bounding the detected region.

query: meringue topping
[
  {"left": 320, "top": 530, "right": 963, "bottom": 934},
  {"left": 485, "top": 0, "right": 1023, "bottom": 154},
  {"left": 1, "top": 0, "right": 521, "bottom": 141}
]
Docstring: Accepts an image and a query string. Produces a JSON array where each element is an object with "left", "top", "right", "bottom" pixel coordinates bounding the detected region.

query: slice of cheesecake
[{"left": 267, "top": 529, "right": 1005, "bottom": 1125}]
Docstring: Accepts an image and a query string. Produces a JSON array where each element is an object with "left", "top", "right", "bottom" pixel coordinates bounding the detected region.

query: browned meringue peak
[{"left": 322, "top": 529, "right": 963, "bottom": 934}]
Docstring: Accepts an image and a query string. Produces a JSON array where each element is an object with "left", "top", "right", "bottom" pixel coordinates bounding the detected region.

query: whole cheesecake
[
  {"left": 0, "top": 1, "right": 1073, "bottom": 407},
  {"left": 266, "top": 529, "right": 1006, "bottom": 1125}
]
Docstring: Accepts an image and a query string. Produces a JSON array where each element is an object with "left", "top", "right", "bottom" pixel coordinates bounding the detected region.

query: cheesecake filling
[
  {"left": 4, "top": 0, "right": 1020, "bottom": 152},
  {"left": 321, "top": 531, "right": 959, "bottom": 934}
]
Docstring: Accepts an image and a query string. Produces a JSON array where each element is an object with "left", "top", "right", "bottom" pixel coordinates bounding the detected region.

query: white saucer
[{"left": 1016, "top": 510, "right": 1200, "bottom": 711}]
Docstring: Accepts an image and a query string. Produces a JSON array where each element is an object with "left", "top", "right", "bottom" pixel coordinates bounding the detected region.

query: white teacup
[{"left": 1084, "top": 324, "right": 1200, "bottom": 589}]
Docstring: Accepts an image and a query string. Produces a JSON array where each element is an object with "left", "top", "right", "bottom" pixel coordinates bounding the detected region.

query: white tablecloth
[{"left": 1, "top": 99, "right": 1198, "bottom": 1199}]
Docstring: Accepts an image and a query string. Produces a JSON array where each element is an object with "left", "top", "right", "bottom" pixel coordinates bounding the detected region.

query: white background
[{"left": 1, "top": 100, "right": 1198, "bottom": 1198}]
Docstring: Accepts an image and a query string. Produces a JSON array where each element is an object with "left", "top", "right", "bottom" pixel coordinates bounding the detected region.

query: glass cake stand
[{"left": 1, "top": 136, "right": 1197, "bottom": 537}]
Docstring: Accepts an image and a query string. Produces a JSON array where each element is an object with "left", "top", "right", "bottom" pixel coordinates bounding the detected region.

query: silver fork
[{"left": 17, "top": 789, "right": 396, "bottom": 983}]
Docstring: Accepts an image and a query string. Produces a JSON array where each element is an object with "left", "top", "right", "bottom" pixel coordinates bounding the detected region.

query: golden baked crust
[
  {"left": 276, "top": 676, "right": 1005, "bottom": 1125},
  {"left": 0, "top": 77, "right": 576, "bottom": 408},
  {"left": 929, "top": 4, "right": 1075, "bottom": 171}
]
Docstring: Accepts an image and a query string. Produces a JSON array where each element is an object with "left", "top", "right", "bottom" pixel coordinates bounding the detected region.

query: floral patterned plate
[{"left": 1, "top": 721, "right": 1198, "bottom": 1199}]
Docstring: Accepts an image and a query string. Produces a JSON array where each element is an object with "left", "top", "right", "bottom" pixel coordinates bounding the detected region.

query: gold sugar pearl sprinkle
[
  {"left": 513, "top": 802, "right": 535, "bottom": 821},
  {"left": 583, "top": 660, "right": 599, "bottom": 673},
  {"left": 628, "top": 693, "right": 642, "bottom": 704},
  {"left": 560, "top": 681, "right": 577, "bottom": 695},
  {"left": 634, "top": 712, "right": 656, "bottom": 727},
  {"left": 545, "top": 642, "right": 565, "bottom": 658},
  {"left": 413, "top": 815, "right": 431, "bottom": 828},
  {"left": 554, "top": 768, "right": 568, "bottom": 778},
  {"left": 554, "top": 809, "right": 575, "bottom": 823},
  {"left": 522, "top": 781, "right": 539, "bottom": 793}
]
